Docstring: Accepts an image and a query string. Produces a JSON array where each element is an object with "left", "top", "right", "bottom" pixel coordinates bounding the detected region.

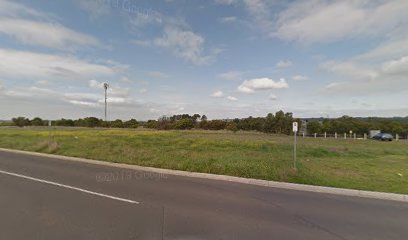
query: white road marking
[{"left": 0, "top": 169, "right": 139, "bottom": 204}]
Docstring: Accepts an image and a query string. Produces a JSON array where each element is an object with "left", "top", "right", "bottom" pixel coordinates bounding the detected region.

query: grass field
[{"left": 0, "top": 127, "right": 407, "bottom": 194}]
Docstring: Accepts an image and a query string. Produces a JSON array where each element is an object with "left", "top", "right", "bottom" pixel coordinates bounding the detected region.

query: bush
[
  {"left": 174, "top": 118, "right": 194, "bottom": 130},
  {"left": 226, "top": 122, "right": 238, "bottom": 133},
  {"left": 124, "top": 119, "right": 139, "bottom": 128}
]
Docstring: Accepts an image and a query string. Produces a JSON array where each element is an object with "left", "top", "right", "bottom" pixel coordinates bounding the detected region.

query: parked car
[{"left": 372, "top": 133, "right": 393, "bottom": 141}]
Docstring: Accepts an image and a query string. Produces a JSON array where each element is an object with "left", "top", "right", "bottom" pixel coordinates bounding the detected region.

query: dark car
[{"left": 372, "top": 133, "right": 393, "bottom": 141}]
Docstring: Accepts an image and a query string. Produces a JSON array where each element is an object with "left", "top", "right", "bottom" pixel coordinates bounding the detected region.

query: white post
[
  {"left": 303, "top": 132, "right": 305, "bottom": 138},
  {"left": 324, "top": 132, "right": 327, "bottom": 139},
  {"left": 335, "top": 132, "right": 337, "bottom": 139},
  {"left": 344, "top": 133, "right": 347, "bottom": 139},
  {"left": 354, "top": 133, "right": 356, "bottom": 140},
  {"left": 396, "top": 134, "right": 399, "bottom": 141},
  {"left": 364, "top": 133, "right": 367, "bottom": 140},
  {"left": 314, "top": 133, "right": 317, "bottom": 138},
  {"left": 293, "top": 122, "right": 298, "bottom": 171},
  {"left": 294, "top": 131, "right": 297, "bottom": 170}
]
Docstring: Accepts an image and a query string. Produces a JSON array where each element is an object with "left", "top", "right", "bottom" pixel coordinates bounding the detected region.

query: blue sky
[{"left": 1, "top": 0, "right": 408, "bottom": 120}]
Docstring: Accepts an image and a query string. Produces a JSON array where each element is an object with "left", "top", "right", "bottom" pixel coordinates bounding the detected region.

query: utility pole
[{"left": 104, "top": 83, "right": 109, "bottom": 122}]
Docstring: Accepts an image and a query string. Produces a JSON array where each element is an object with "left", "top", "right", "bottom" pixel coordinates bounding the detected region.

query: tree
[
  {"left": 274, "top": 110, "right": 285, "bottom": 134},
  {"left": 192, "top": 114, "right": 201, "bottom": 124},
  {"left": 56, "top": 118, "right": 74, "bottom": 126},
  {"left": 110, "top": 119, "right": 124, "bottom": 128},
  {"left": 205, "top": 120, "right": 226, "bottom": 130},
  {"left": 307, "top": 121, "right": 322, "bottom": 135},
  {"left": 31, "top": 117, "right": 44, "bottom": 126},
  {"left": 263, "top": 113, "right": 275, "bottom": 133},
  {"left": 226, "top": 122, "right": 238, "bottom": 133},
  {"left": 124, "top": 119, "right": 139, "bottom": 128},
  {"left": 145, "top": 120, "right": 158, "bottom": 129},
  {"left": 12, "top": 117, "right": 30, "bottom": 127},
  {"left": 174, "top": 118, "right": 194, "bottom": 130}
]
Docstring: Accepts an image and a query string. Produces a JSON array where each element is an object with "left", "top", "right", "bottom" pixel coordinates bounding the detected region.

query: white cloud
[
  {"left": 381, "top": 56, "right": 408, "bottom": 75},
  {"left": 89, "top": 79, "right": 104, "bottom": 89},
  {"left": 273, "top": 0, "right": 408, "bottom": 43},
  {"left": 211, "top": 90, "right": 224, "bottom": 98},
  {"left": 321, "top": 60, "right": 377, "bottom": 80},
  {"left": 269, "top": 94, "right": 278, "bottom": 100},
  {"left": 132, "top": 39, "right": 152, "bottom": 47},
  {"left": 214, "top": 0, "right": 237, "bottom": 5},
  {"left": 154, "top": 25, "right": 215, "bottom": 65},
  {"left": 217, "top": 71, "right": 243, "bottom": 81},
  {"left": 0, "top": 0, "right": 49, "bottom": 19},
  {"left": 276, "top": 60, "right": 293, "bottom": 68},
  {"left": 321, "top": 55, "right": 408, "bottom": 94},
  {"left": 292, "top": 75, "right": 309, "bottom": 81},
  {"left": 148, "top": 71, "right": 170, "bottom": 79},
  {"left": 238, "top": 78, "right": 289, "bottom": 93},
  {"left": 76, "top": 0, "right": 111, "bottom": 18},
  {"left": 356, "top": 35, "right": 408, "bottom": 62},
  {"left": 0, "top": 1, "right": 101, "bottom": 50},
  {"left": 0, "top": 18, "right": 100, "bottom": 50},
  {"left": 0, "top": 49, "right": 115, "bottom": 80},
  {"left": 226, "top": 96, "right": 238, "bottom": 101},
  {"left": 68, "top": 100, "right": 98, "bottom": 107},
  {"left": 243, "top": 0, "right": 273, "bottom": 35},
  {"left": 129, "top": 10, "right": 218, "bottom": 65},
  {"left": 220, "top": 16, "right": 237, "bottom": 23},
  {"left": 35, "top": 80, "right": 48, "bottom": 86}
]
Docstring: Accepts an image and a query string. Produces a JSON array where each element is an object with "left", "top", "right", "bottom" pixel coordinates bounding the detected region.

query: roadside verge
[{"left": 0, "top": 147, "right": 407, "bottom": 203}]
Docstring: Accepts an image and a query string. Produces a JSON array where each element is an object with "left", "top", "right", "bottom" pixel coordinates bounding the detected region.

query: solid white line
[{"left": 0, "top": 169, "right": 139, "bottom": 204}]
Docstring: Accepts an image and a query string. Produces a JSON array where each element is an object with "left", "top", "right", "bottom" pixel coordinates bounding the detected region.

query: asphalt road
[{"left": 0, "top": 150, "right": 407, "bottom": 240}]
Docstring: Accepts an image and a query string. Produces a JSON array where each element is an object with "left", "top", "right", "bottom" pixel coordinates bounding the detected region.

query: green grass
[{"left": 1, "top": 127, "right": 407, "bottom": 194}]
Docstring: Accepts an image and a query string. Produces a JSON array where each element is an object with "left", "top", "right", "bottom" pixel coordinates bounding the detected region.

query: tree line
[
  {"left": 11, "top": 117, "right": 139, "bottom": 128},
  {"left": 7, "top": 112, "right": 408, "bottom": 136},
  {"left": 8, "top": 111, "right": 299, "bottom": 135},
  {"left": 143, "top": 111, "right": 299, "bottom": 135}
]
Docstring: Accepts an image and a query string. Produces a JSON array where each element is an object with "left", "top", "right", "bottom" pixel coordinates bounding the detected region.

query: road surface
[{"left": 0, "top": 150, "right": 407, "bottom": 240}]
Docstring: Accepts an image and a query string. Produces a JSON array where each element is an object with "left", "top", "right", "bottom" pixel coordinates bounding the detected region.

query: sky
[{"left": 1, "top": 0, "right": 408, "bottom": 120}]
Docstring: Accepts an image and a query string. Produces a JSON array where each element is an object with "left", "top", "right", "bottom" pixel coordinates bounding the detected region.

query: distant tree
[
  {"left": 205, "top": 120, "right": 227, "bottom": 130},
  {"left": 283, "top": 112, "right": 294, "bottom": 134},
  {"left": 12, "top": 117, "right": 30, "bottom": 127},
  {"left": 201, "top": 115, "right": 207, "bottom": 121},
  {"left": 100, "top": 121, "right": 110, "bottom": 128},
  {"left": 31, "top": 117, "right": 44, "bottom": 126},
  {"left": 110, "top": 119, "right": 124, "bottom": 128},
  {"left": 307, "top": 121, "right": 322, "bottom": 135},
  {"left": 226, "top": 122, "right": 238, "bottom": 133},
  {"left": 157, "top": 116, "right": 174, "bottom": 130},
  {"left": 145, "top": 120, "right": 158, "bottom": 129},
  {"left": 124, "top": 119, "right": 139, "bottom": 128},
  {"left": 75, "top": 117, "right": 101, "bottom": 128},
  {"left": 55, "top": 118, "right": 74, "bottom": 127},
  {"left": 274, "top": 110, "right": 286, "bottom": 134},
  {"left": 174, "top": 118, "right": 194, "bottom": 130},
  {"left": 263, "top": 113, "right": 275, "bottom": 133},
  {"left": 192, "top": 114, "right": 201, "bottom": 124}
]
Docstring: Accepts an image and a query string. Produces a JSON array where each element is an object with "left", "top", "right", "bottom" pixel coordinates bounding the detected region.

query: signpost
[{"left": 293, "top": 122, "right": 298, "bottom": 170}]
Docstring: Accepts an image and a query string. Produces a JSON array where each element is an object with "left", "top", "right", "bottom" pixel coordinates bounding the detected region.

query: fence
[{"left": 300, "top": 132, "right": 408, "bottom": 141}]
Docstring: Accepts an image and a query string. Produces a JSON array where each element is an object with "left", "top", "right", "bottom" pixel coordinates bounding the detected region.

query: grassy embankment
[{"left": 0, "top": 127, "right": 407, "bottom": 194}]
